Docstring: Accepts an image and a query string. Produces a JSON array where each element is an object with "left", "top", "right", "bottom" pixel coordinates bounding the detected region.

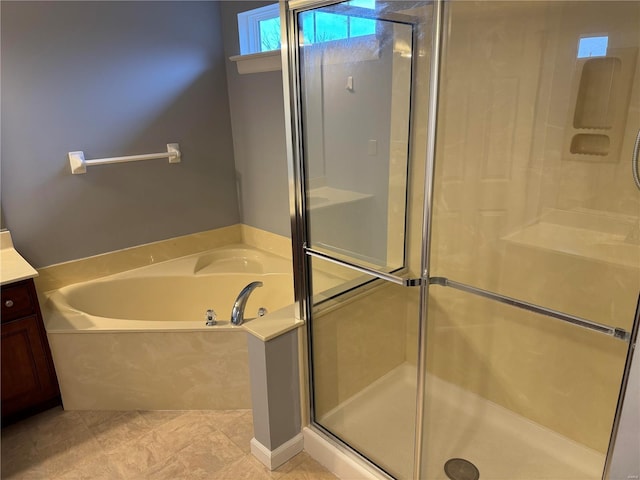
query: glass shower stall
[{"left": 281, "top": 1, "right": 640, "bottom": 478}]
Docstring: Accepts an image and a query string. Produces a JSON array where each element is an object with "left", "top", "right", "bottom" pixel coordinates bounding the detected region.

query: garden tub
[{"left": 41, "top": 245, "right": 296, "bottom": 410}]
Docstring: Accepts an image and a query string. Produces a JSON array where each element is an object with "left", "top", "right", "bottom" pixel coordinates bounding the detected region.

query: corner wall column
[{"left": 247, "top": 328, "right": 303, "bottom": 470}]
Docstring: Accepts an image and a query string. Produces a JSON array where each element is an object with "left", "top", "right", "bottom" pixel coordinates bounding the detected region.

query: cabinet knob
[{"left": 4, "top": 300, "right": 14, "bottom": 308}]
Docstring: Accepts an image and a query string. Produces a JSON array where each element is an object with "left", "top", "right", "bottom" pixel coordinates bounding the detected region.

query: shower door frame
[
  {"left": 280, "top": 1, "right": 640, "bottom": 479},
  {"left": 281, "top": 1, "right": 433, "bottom": 478}
]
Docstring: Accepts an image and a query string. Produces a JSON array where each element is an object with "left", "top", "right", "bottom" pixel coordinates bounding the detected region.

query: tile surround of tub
[
  {"left": 241, "top": 224, "right": 292, "bottom": 260},
  {"left": 34, "top": 224, "right": 293, "bottom": 294},
  {"left": 35, "top": 225, "right": 243, "bottom": 293},
  {"left": 48, "top": 330, "right": 252, "bottom": 411}
]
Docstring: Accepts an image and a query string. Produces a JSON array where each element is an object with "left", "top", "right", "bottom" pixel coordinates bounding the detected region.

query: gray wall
[
  {"left": 248, "top": 330, "right": 301, "bottom": 451},
  {"left": 1, "top": 1, "right": 240, "bottom": 268},
  {"left": 220, "top": 1, "right": 291, "bottom": 239}
]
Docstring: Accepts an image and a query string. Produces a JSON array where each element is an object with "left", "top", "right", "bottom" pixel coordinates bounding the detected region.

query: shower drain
[{"left": 444, "top": 458, "right": 480, "bottom": 480}]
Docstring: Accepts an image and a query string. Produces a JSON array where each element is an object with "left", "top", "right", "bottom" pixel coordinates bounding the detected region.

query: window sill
[{"left": 229, "top": 51, "right": 282, "bottom": 75}]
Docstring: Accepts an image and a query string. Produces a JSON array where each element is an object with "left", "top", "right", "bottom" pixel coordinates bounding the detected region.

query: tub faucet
[{"left": 230, "top": 281, "right": 263, "bottom": 326}]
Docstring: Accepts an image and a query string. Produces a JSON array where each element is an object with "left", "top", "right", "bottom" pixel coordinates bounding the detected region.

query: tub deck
[{"left": 42, "top": 245, "right": 303, "bottom": 340}]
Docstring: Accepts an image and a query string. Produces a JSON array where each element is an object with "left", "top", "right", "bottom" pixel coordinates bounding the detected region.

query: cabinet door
[{"left": 1, "top": 315, "right": 59, "bottom": 418}]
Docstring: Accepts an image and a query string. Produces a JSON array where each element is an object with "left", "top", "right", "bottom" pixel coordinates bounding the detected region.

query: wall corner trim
[{"left": 250, "top": 433, "right": 304, "bottom": 470}]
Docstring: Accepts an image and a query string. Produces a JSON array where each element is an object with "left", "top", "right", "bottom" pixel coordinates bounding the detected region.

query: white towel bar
[{"left": 69, "top": 143, "right": 181, "bottom": 174}]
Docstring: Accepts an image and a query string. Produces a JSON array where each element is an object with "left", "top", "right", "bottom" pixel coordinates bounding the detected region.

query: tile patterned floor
[{"left": 1, "top": 408, "right": 338, "bottom": 479}]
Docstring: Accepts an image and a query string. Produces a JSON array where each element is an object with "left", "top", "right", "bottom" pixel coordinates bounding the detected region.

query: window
[
  {"left": 237, "top": 1, "right": 377, "bottom": 55},
  {"left": 577, "top": 36, "right": 608, "bottom": 58},
  {"left": 237, "top": 3, "right": 281, "bottom": 55},
  {"left": 300, "top": 7, "right": 376, "bottom": 45}
]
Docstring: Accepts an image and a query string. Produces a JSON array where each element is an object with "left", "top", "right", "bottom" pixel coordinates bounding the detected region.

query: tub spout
[{"left": 230, "top": 281, "right": 263, "bottom": 326}]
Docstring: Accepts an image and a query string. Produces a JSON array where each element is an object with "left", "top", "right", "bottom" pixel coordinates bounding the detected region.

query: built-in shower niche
[{"left": 562, "top": 47, "right": 637, "bottom": 162}]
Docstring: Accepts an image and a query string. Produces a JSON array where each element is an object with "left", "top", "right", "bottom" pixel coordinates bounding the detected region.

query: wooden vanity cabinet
[{"left": 1, "top": 278, "right": 61, "bottom": 425}]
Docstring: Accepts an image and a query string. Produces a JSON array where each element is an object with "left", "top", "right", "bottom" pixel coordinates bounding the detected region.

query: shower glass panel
[
  {"left": 420, "top": 287, "right": 628, "bottom": 479},
  {"left": 420, "top": 1, "right": 639, "bottom": 478},
  {"left": 309, "top": 256, "right": 422, "bottom": 479},
  {"left": 428, "top": 0, "right": 640, "bottom": 331},
  {"left": 299, "top": 2, "right": 413, "bottom": 271}
]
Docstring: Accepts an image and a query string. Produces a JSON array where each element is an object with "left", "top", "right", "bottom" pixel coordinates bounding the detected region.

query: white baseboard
[
  {"left": 250, "top": 433, "right": 304, "bottom": 470},
  {"left": 302, "top": 427, "right": 383, "bottom": 479}
]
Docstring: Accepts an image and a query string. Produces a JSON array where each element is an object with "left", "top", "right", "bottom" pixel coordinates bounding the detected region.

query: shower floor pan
[{"left": 319, "top": 363, "right": 604, "bottom": 480}]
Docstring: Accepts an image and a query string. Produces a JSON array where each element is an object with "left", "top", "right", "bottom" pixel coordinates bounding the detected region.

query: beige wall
[
  {"left": 536, "top": 2, "right": 640, "bottom": 217},
  {"left": 312, "top": 284, "right": 415, "bottom": 418}
]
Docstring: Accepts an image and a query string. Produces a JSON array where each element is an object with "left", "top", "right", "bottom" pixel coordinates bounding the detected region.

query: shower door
[{"left": 284, "top": 1, "right": 433, "bottom": 478}]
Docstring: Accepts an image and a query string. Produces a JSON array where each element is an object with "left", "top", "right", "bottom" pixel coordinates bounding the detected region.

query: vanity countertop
[{"left": 1, "top": 231, "right": 38, "bottom": 286}]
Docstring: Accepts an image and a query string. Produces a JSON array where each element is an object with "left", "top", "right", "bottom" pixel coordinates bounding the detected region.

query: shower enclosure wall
[{"left": 281, "top": 1, "right": 640, "bottom": 479}]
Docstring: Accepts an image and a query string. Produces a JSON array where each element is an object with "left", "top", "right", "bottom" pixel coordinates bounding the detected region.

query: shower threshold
[{"left": 318, "top": 363, "right": 604, "bottom": 480}]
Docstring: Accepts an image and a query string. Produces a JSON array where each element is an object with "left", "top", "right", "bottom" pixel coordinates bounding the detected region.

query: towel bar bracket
[
  {"left": 68, "top": 151, "right": 88, "bottom": 174},
  {"left": 167, "top": 143, "right": 181, "bottom": 164}
]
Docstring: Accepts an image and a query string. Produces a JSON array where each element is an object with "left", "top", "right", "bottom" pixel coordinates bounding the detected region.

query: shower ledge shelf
[
  {"left": 230, "top": 51, "right": 281, "bottom": 75},
  {"left": 307, "top": 186, "right": 373, "bottom": 210},
  {"left": 503, "top": 210, "right": 640, "bottom": 268}
]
